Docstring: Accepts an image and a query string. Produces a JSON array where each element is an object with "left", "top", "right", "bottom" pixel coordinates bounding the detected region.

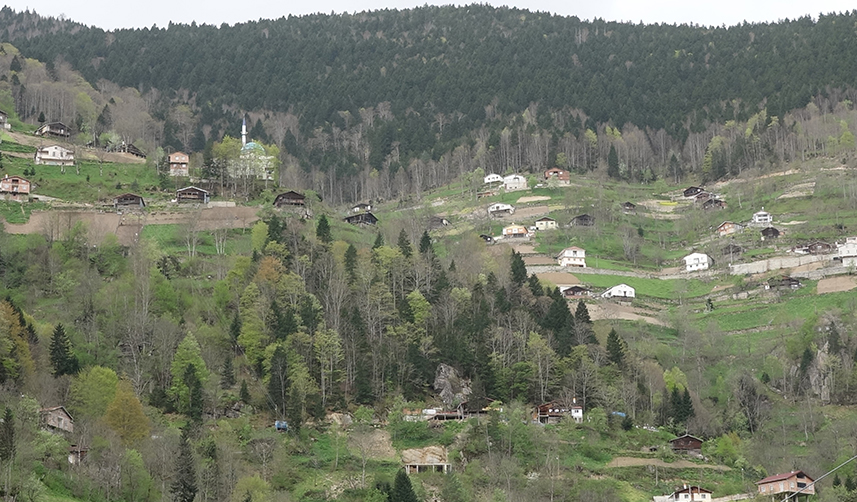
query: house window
[{"left": 790, "top": 482, "right": 795, "bottom": 489}]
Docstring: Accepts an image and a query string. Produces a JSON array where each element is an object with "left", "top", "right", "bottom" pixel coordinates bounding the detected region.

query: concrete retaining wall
[{"left": 728, "top": 254, "right": 828, "bottom": 275}]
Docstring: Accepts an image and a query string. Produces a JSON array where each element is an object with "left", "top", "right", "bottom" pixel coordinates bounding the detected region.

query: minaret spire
[{"left": 242, "top": 116, "right": 247, "bottom": 146}]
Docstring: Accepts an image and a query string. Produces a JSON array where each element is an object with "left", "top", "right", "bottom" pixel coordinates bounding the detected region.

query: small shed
[
  {"left": 273, "top": 190, "right": 306, "bottom": 207},
  {"left": 40, "top": 406, "right": 74, "bottom": 434},
  {"left": 68, "top": 445, "right": 89, "bottom": 465},
  {"left": 344, "top": 212, "right": 378, "bottom": 226},
  {"left": 479, "top": 234, "right": 494, "bottom": 244},
  {"left": 561, "top": 285, "right": 590, "bottom": 298},
  {"left": 35, "top": 122, "right": 71, "bottom": 138},
  {"left": 544, "top": 167, "right": 570, "bottom": 184},
  {"left": 721, "top": 243, "right": 744, "bottom": 257},
  {"left": 669, "top": 434, "right": 703, "bottom": 454},
  {"left": 176, "top": 186, "right": 210, "bottom": 204},
  {"left": 761, "top": 227, "right": 780, "bottom": 240},
  {"left": 702, "top": 198, "right": 726, "bottom": 210},
  {"left": 716, "top": 221, "right": 742, "bottom": 237},
  {"left": 570, "top": 214, "right": 595, "bottom": 227},
  {"left": 401, "top": 446, "right": 451, "bottom": 474},
  {"left": 428, "top": 216, "right": 450, "bottom": 230},
  {"left": 621, "top": 201, "right": 637, "bottom": 214},
  {"left": 683, "top": 186, "right": 704, "bottom": 198},
  {"left": 114, "top": 193, "right": 145, "bottom": 208}
]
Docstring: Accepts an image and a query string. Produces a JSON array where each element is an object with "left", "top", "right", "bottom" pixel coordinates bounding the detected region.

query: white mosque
[{"left": 228, "top": 117, "right": 275, "bottom": 181}]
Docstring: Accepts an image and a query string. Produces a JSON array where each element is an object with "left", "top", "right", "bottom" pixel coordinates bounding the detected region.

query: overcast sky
[{"left": 3, "top": 0, "right": 855, "bottom": 30}]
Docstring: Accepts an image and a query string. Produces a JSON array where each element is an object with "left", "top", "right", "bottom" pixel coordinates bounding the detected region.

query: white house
[
  {"left": 503, "top": 174, "right": 528, "bottom": 192},
  {"left": 837, "top": 237, "right": 857, "bottom": 267},
  {"left": 557, "top": 247, "right": 586, "bottom": 267},
  {"left": 488, "top": 202, "right": 515, "bottom": 216},
  {"left": 483, "top": 173, "right": 503, "bottom": 184},
  {"left": 601, "top": 284, "right": 635, "bottom": 299},
  {"left": 534, "top": 216, "right": 557, "bottom": 230},
  {"left": 683, "top": 252, "right": 711, "bottom": 272},
  {"left": 34, "top": 145, "right": 74, "bottom": 166},
  {"left": 653, "top": 485, "right": 713, "bottom": 502},
  {"left": 752, "top": 208, "right": 773, "bottom": 225},
  {"left": 502, "top": 224, "right": 528, "bottom": 239}
]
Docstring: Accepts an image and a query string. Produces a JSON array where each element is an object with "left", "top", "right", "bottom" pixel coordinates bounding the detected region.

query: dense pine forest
[
  {"left": 2, "top": 7, "right": 857, "bottom": 203},
  {"left": 4, "top": 5, "right": 857, "bottom": 502}
]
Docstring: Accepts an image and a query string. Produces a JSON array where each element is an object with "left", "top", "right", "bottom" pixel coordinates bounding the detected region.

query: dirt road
[{"left": 606, "top": 456, "right": 729, "bottom": 470}]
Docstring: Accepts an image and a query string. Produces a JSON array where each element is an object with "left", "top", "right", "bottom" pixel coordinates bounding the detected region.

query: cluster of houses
[
  {"left": 654, "top": 435, "right": 816, "bottom": 501},
  {"left": 716, "top": 207, "right": 780, "bottom": 242}
]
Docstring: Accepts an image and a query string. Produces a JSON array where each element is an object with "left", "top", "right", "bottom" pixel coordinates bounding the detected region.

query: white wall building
[
  {"left": 34, "top": 145, "right": 74, "bottom": 166},
  {"left": 683, "top": 252, "right": 711, "bottom": 272},
  {"left": 601, "top": 284, "right": 635, "bottom": 299},
  {"left": 483, "top": 173, "right": 503, "bottom": 184},
  {"left": 838, "top": 237, "right": 857, "bottom": 267},
  {"left": 488, "top": 202, "right": 515, "bottom": 216},
  {"left": 503, "top": 174, "right": 528, "bottom": 192},
  {"left": 557, "top": 246, "right": 586, "bottom": 267},
  {"left": 752, "top": 208, "right": 773, "bottom": 225}
]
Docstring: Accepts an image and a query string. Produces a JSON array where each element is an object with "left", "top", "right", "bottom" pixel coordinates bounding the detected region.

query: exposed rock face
[
  {"left": 433, "top": 363, "right": 471, "bottom": 408},
  {"left": 401, "top": 445, "right": 449, "bottom": 465}
]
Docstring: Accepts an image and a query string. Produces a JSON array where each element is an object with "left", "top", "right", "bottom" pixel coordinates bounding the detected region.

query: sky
[{"left": 3, "top": 0, "right": 855, "bottom": 30}]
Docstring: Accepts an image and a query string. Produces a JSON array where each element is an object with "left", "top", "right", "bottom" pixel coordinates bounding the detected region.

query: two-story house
[
  {"left": 169, "top": 152, "right": 189, "bottom": 177},
  {"left": 557, "top": 246, "right": 586, "bottom": 267},
  {"left": 34, "top": 145, "right": 74, "bottom": 166}
]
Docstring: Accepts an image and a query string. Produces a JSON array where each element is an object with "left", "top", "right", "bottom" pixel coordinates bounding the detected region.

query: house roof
[
  {"left": 669, "top": 433, "right": 703, "bottom": 443},
  {"left": 673, "top": 485, "right": 712, "bottom": 494},
  {"left": 756, "top": 470, "right": 813, "bottom": 485},
  {"left": 115, "top": 192, "right": 143, "bottom": 199},
  {"left": 535, "top": 216, "right": 555, "bottom": 222},
  {"left": 176, "top": 186, "right": 208, "bottom": 193},
  {"left": 683, "top": 252, "right": 709, "bottom": 260},
  {"left": 605, "top": 283, "right": 633, "bottom": 291},
  {"left": 40, "top": 406, "right": 74, "bottom": 421}
]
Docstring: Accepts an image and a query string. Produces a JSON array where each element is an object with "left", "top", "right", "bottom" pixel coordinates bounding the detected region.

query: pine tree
[
  {"left": 239, "top": 380, "right": 251, "bottom": 403},
  {"left": 527, "top": 274, "right": 543, "bottom": 296},
  {"left": 574, "top": 301, "right": 592, "bottom": 325},
  {"left": 606, "top": 328, "right": 626, "bottom": 366},
  {"left": 49, "top": 323, "right": 79, "bottom": 377},
  {"left": 9, "top": 55, "right": 21, "bottom": 73},
  {"left": 220, "top": 357, "right": 235, "bottom": 389},
  {"left": 184, "top": 364, "right": 203, "bottom": 422},
  {"left": 373, "top": 232, "right": 384, "bottom": 249},
  {"left": 846, "top": 475, "right": 856, "bottom": 492},
  {"left": 37, "top": 111, "right": 45, "bottom": 124},
  {"left": 510, "top": 251, "right": 527, "bottom": 286},
  {"left": 419, "top": 231, "right": 432, "bottom": 255},
  {"left": 397, "top": 229, "right": 413, "bottom": 258},
  {"left": 0, "top": 407, "right": 14, "bottom": 463},
  {"left": 681, "top": 388, "right": 695, "bottom": 422},
  {"left": 607, "top": 144, "right": 620, "bottom": 179},
  {"left": 229, "top": 312, "right": 242, "bottom": 353},
  {"left": 316, "top": 214, "right": 332, "bottom": 244},
  {"left": 344, "top": 243, "right": 358, "bottom": 283},
  {"left": 391, "top": 469, "right": 419, "bottom": 502},
  {"left": 171, "top": 428, "right": 198, "bottom": 502},
  {"left": 833, "top": 474, "right": 842, "bottom": 487}
]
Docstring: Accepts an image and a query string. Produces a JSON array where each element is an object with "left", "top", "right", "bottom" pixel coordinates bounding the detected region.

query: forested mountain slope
[{"left": 1, "top": 6, "right": 857, "bottom": 207}]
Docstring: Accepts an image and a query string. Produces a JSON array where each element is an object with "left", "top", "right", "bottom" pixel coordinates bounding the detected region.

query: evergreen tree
[
  {"left": 184, "top": 364, "right": 204, "bottom": 422},
  {"left": 391, "top": 469, "right": 419, "bottom": 502},
  {"left": 37, "top": 111, "right": 45, "bottom": 124},
  {"left": 419, "top": 230, "right": 432, "bottom": 255},
  {"left": 171, "top": 428, "right": 198, "bottom": 502},
  {"left": 373, "top": 232, "right": 384, "bottom": 249},
  {"left": 0, "top": 407, "right": 14, "bottom": 464},
  {"left": 239, "top": 380, "right": 251, "bottom": 403},
  {"left": 574, "top": 300, "right": 592, "bottom": 325},
  {"left": 847, "top": 475, "right": 856, "bottom": 492},
  {"left": 344, "top": 243, "right": 358, "bottom": 283},
  {"left": 606, "top": 328, "right": 626, "bottom": 366},
  {"left": 9, "top": 55, "right": 21, "bottom": 73},
  {"left": 669, "top": 386, "right": 683, "bottom": 423},
  {"left": 607, "top": 144, "right": 620, "bottom": 179},
  {"left": 316, "top": 214, "right": 332, "bottom": 244},
  {"left": 220, "top": 357, "right": 235, "bottom": 389},
  {"left": 509, "top": 250, "right": 527, "bottom": 287},
  {"left": 229, "top": 312, "right": 242, "bottom": 353},
  {"left": 397, "top": 229, "right": 413, "bottom": 258},
  {"left": 49, "top": 323, "right": 79, "bottom": 377},
  {"left": 834, "top": 474, "right": 842, "bottom": 487},
  {"left": 527, "top": 273, "right": 543, "bottom": 296},
  {"left": 467, "top": 374, "right": 488, "bottom": 413},
  {"left": 681, "top": 388, "right": 695, "bottom": 422}
]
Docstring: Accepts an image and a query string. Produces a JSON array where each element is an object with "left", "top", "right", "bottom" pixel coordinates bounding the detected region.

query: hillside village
[
  {"left": 3, "top": 114, "right": 857, "bottom": 501},
  {"left": 3, "top": 10, "right": 857, "bottom": 500}
]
